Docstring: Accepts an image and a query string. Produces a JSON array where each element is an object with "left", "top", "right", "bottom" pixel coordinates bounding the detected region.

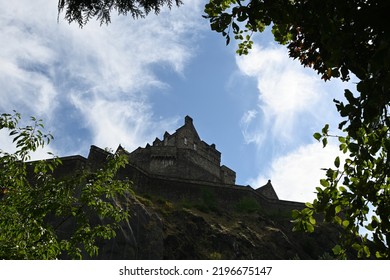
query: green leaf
[
  {"left": 305, "top": 202, "right": 313, "bottom": 208},
  {"left": 338, "top": 136, "right": 345, "bottom": 143},
  {"left": 334, "top": 156, "right": 340, "bottom": 168},
  {"left": 291, "top": 209, "right": 300, "bottom": 219},
  {"left": 315, "top": 187, "right": 323, "bottom": 193},
  {"left": 339, "top": 143, "right": 348, "bottom": 153},
  {"left": 322, "top": 124, "right": 329, "bottom": 135},
  {"left": 338, "top": 186, "right": 346, "bottom": 192},
  {"left": 348, "top": 142, "right": 359, "bottom": 153},
  {"left": 322, "top": 138, "right": 328, "bottom": 147},
  {"left": 365, "top": 224, "right": 374, "bottom": 231},
  {"left": 342, "top": 220, "right": 350, "bottom": 228},
  {"left": 320, "top": 179, "right": 329, "bottom": 187},
  {"left": 362, "top": 245, "right": 372, "bottom": 259},
  {"left": 313, "top": 132, "right": 322, "bottom": 141},
  {"left": 306, "top": 222, "right": 314, "bottom": 233},
  {"left": 232, "top": 21, "right": 239, "bottom": 33},
  {"left": 352, "top": 243, "right": 361, "bottom": 252},
  {"left": 376, "top": 251, "right": 383, "bottom": 258},
  {"left": 332, "top": 245, "right": 343, "bottom": 255}
]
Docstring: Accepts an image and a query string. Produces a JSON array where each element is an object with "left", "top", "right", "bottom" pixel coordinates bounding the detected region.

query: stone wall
[
  {"left": 220, "top": 165, "right": 236, "bottom": 185},
  {"left": 59, "top": 145, "right": 305, "bottom": 216},
  {"left": 36, "top": 144, "right": 305, "bottom": 220},
  {"left": 117, "top": 161, "right": 305, "bottom": 216}
]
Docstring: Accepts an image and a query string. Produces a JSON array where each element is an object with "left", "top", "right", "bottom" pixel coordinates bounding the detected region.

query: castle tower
[{"left": 124, "top": 116, "right": 236, "bottom": 184}]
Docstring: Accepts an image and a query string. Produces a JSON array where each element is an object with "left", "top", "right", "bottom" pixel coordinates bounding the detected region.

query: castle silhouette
[{"left": 54, "top": 116, "right": 303, "bottom": 214}]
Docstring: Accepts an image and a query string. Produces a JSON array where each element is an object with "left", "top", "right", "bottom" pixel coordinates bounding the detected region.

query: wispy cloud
[
  {"left": 236, "top": 44, "right": 326, "bottom": 146},
  {"left": 0, "top": 0, "right": 204, "bottom": 156},
  {"left": 69, "top": 91, "right": 179, "bottom": 151},
  {"left": 235, "top": 42, "right": 354, "bottom": 201},
  {"left": 249, "top": 141, "right": 341, "bottom": 202}
]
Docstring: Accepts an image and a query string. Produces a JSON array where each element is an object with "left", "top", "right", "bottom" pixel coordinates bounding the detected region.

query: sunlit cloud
[
  {"left": 0, "top": 0, "right": 204, "bottom": 156},
  {"left": 235, "top": 42, "right": 355, "bottom": 201},
  {"left": 249, "top": 141, "right": 341, "bottom": 202},
  {"left": 236, "top": 44, "right": 326, "bottom": 145},
  {"left": 239, "top": 109, "right": 266, "bottom": 145}
]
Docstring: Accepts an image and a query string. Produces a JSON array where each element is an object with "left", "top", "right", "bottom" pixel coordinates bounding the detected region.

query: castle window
[
  {"left": 193, "top": 143, "right": 197, "bottom": 150},
  {"left": 184, "top": 137, "right": 188, "bottom": 145}
]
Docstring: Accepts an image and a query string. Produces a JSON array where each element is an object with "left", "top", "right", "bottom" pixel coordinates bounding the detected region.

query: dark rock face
[
  {"left": 159, "top": 207, "right": 339, "bottom": 260},
  {"left": 89, "top": 194, "right": 339, "bottom": 260},
  {"left": 91, "top": 195, "right": 164, "bottom": 260}
]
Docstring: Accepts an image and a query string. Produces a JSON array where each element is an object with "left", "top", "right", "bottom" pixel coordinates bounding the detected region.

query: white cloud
[
  {"left": 250, "top": 141, "right": 341, "bottom": 202},
  {"left": 0, "top": 18, "right": 58, "bottom": 117},
  {"left": 0, "top": 0, "right": 204, "bottom": 156},
  {"left": 236, "top": 44, "right": 328, "bottom": 145},
  {"left": 235, "top": 42, "right": 355, "bottom": 202},
  {"left": 70, "top": 92, "right": 179, "bottom": 151},
  {"left": 239, "top": 109, "right": 267, "bottom": 145}
]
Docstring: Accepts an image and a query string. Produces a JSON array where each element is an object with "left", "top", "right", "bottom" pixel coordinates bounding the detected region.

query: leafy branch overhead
[
  {"left": 58, "top": 0, "right": 183, "bottom": 27},
  {"left": 204, "top": 0, "right": 390, "bottom": 259}
]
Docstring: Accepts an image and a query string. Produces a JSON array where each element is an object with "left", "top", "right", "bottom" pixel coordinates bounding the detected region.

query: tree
[
  {"left": 204, "top": 0, "right": 390, "bottom": 259},
  {"left": 0, "top": 111, "right": 132, "bottom": 259},
  {"left": 57, "top": 0, "right": 182, "bottom": 27}
]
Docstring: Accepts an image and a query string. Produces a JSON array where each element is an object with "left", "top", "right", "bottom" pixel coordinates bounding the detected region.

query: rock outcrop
[{"left": 89, "top": 192, "right": 340, "bottom": 260}]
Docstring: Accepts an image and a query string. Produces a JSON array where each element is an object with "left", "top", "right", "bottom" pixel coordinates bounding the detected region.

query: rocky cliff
[{"left": 89, "top": 190, "right": 340, "bottom": 260}]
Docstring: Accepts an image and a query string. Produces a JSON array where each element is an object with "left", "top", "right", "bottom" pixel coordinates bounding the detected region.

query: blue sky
[{"left": 0, "top": 0, "right": 358, "bottom": 202}]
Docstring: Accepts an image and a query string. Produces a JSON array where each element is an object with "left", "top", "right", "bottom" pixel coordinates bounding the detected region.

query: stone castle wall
[
  {"left": 34, "top": 114, "right": 305, "bottom": 218},
  {"left": 30, "top": 145, "right": 304, "bottom": 217},
  {"left": 116, "top": 159, "right": 304, "bottom": 216}
]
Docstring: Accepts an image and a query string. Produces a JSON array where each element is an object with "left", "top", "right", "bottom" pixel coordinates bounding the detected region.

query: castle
[
  {"left": 55, "top": 116, "right": 304, "bottom": 214},
  {"left": 123, "top": 116, "right": 236, "bottom": 185},
  {"left": 6, "top": 115, "right": 338, "bottom": 260}
]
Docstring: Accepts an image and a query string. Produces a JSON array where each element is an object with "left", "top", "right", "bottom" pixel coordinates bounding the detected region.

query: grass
[{"left": 234, "top": 197, "right": 261, "bottom": 213}]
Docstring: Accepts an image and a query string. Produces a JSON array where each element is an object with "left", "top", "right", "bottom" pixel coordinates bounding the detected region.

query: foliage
[
  {"left": 234, "top": 196, "right": 260, "bottom": 213},
  {"left": 295, "top": 123, "right": 389, "bottom": 259},
  {"left": 58, "top": 0, "right": 182, "bottom": 27},
  {"left": 204, "top": 1, "right": 390, "bottom": 259},
  {"left": 187, "top": 187, "right": 219, "bottom": 213},
  {"left": 0, "top": 112, "right": 132, "bottom": 259}
]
